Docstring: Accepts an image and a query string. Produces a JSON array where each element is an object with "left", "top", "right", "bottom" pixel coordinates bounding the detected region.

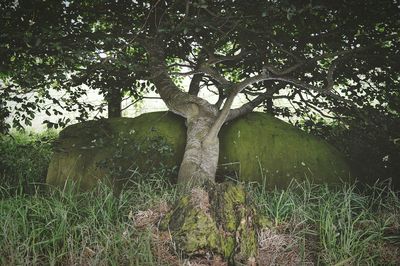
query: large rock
[{"left": 46, "top": 112, "right": 351, "bottom": 190}]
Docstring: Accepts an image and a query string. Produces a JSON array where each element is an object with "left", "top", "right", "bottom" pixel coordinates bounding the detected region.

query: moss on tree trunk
[{"left": 160, "top": 182, "right": 263, "bottom": 263}]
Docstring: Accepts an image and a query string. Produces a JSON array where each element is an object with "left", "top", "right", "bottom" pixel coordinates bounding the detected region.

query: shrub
[
  {"left": 296, "top": 112, "right": 400, "bottom": 189},
  {"left": 0, "top": 130, "right": 57, "bottom": 195}
]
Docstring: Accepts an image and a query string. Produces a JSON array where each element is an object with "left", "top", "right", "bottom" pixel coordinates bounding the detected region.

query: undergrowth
[
  {"left": 0, "top": 130, "right": 57, "bottom": 195},
  {"left": 0, "top": 175, "right": 177, "bottom": 266},
  {"left": 251, "top": 179, "right": 400, "bottom": 265},
  {"left": 1, "top": 178, "right": 399, "bottom": 265},
  {"left": 0, "top": 131, "right": 399, "bottom": 265}
]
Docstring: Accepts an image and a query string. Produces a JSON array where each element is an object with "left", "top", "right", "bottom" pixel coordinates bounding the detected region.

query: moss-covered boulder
[
  {"left": 219, "top": 112, "right": 351, "bottom": 187},
  {"left": 46, "top": 111, "right": 351, "bottom": 190}
]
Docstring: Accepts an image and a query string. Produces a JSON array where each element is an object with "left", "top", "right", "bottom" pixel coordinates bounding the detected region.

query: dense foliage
[
  {"left": 1, "top": 0, "right": 399, "bottom": 125},
  {"left": 0, "top": 131, "right": 57, "bottom": 194}
]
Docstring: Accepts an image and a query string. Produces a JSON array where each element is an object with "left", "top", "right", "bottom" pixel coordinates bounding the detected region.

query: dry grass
[
  {"left": 130, "top": 202, "right": 312, "bottom": 265},
  {"left": 257, "top": 228, "right": 306, "bottom": 265}
]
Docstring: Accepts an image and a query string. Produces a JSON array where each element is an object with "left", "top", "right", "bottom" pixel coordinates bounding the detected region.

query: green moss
[
  {"left": 160, "top": 184, "right": 258, "bottom": 261},
  {"left": 161, "top": 193, "right": 220, "bottom": 254},
  {"left": 219, "top": 112, "right": 351, "bottom": 186},
  {"left": 47, "top": 111, "right": 352, "bottom": 190},
  {"left": 235, "top": 211, "right": 258, "bottom": 260},
  {"left": 220, "top": 235, "right": 235, "bottom": 258},
  {"left": 218, "top": 183, "right": 246, "bottom": 232},
  {"left": 179, "top": 210, "right": 219, "bottom": 253},
  {"left": 159, "top": 195, "right": 189, "bottom": 231},
  {"left": 47, "top": 112, "right": 185, "bottom": 190}
]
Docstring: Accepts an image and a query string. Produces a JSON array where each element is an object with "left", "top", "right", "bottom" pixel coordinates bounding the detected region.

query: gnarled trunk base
[{"left": 160, "top": 183, "right": 262, "bottom": 263}]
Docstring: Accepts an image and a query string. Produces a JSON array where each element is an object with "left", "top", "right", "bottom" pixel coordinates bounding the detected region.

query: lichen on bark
[{"left": 160, "top": 182, "right": 263, "bottom": 263}]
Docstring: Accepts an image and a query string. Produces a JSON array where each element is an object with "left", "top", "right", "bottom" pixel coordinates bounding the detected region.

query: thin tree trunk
[
  {"left": 266, "top": 97, "right": 274, "bottom": 114},
  {"left": 107, "top": 88, "right": 122, "bottom": 118}
]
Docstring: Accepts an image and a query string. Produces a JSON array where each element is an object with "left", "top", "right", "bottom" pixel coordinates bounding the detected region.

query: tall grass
[
  {"left": 251, "top": 179, "right": 400, "bottom": 265},
  {"left": 2, "top": 178, "right": 398, "bottom": 265},
  {"left": 0, "top": 174, "right": 177, "bottom": 266}
]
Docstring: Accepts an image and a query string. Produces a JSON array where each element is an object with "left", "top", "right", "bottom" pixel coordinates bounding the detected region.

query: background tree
[{"left": 0, "top": 0, "right": 151, "bottom": 131}]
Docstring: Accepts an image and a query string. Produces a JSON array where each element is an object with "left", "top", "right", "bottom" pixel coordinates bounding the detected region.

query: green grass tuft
[
  {"left": 251, "top": 179, "right": 400, "bottom": 265},
  {"left": 0, "top": 175, "right": 177, "bottom": 265}
]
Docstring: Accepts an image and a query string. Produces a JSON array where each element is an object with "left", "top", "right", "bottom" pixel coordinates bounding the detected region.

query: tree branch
[
  {"left": 205, "top": 71, "right": 270, "bottom": 142},
  {"left": 214, "top": 85, "right": 226, "bottom": 109},
  {"left": 297, "top": 92, "right": 339, "bottom": 119},
  {"left": 140, "top": 38, "right": 217, "bottom": 118},
  {"left": 227, "top": 87, "right": 283, "bottom": 121},
  {"left": 269, "top": 39, "right": 303, "bottom": 62},
  {"left": 206, "top": 49, "right": 252, "bottom": 65},
  {"left": 188, "top": 73, "right": 203, "bottom": 96},
  {"left": 198, "top": 64, "right": 232, "bottom": 86}
]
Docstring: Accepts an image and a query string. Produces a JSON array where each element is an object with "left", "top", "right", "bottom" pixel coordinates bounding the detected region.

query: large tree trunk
[
  {"left": 178, "top": 116, "right": 219, "bottom": 187},
  {"left": 168, "top": 115, "right": 261, "bottom": 263},
  {"left": 160, "top": 182, "right": 260, "bottom": 264}
]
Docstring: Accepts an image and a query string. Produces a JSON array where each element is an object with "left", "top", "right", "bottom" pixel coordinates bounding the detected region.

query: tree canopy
[{"left": 1, "top": 0, "right": 399, "bottom": 132}]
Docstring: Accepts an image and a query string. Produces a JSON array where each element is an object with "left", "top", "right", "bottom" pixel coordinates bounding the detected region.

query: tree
[
  {"left": 130, "top": 0, "right": 399, "bottom": 187},
  {"left": 0, "top": 0, "right": 151, "bottom": 130},
  {"left": 1, "top": 0, "right": 399, "bottom": 260}
]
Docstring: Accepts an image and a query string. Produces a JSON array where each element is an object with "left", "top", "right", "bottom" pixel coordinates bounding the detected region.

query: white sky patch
[
  {"left": 98, "top": 52, "right": 108, "bottom": 58},
  {"left": 5, "top": 66, "right": 330, "bottom": 132},
  {"left": 8, "top": 74, "right": 259, "bottom": 132}
]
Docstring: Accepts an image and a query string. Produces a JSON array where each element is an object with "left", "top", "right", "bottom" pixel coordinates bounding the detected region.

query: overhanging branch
[
  {"left": 264, "top": 40, "right": 392, "bottom": 76},
  {"left": 198, "top": 64, "right": 232, "bottom": 86},
  {"left": 227, "top": 87, "right": 284, "bottom": 121},
  {"left": 140, "top": 38, "right": 217, "bottom": 118}
]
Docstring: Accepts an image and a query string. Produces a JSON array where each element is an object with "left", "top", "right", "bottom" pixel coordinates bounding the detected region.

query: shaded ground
[{"left": 131, "top": 201, "right": 314, "bottom": 265}]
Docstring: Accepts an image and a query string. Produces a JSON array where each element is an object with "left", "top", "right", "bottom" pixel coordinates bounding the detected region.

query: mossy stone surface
[
  {"left": 47, "top": 112, "right": 186, "bottom": 190},
  {"left": 46, "top": 111, "right": 351, "bottom": 189},
  {"left": 219, "top": 112, "right": 351, "bottom": 186}
]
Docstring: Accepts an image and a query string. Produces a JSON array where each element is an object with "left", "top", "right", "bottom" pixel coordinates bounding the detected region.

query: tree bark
[
  {"left": 177, "top": 116, "right": 219, "bottom": 187},
  {"left": 266, "top": 97, "right": 274, "bottom": 114},
  {"left": 107, "top": 88, "right": 122, "bottom": 118},
  {"left": 188, "top": 73, "right": 203, "bottom": 96},
  {"left": 159, "top": 183, "right": 260, "bottom": 263},
  {"left": 141, "top": 38, "right": 221, "bottom": 187}
]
